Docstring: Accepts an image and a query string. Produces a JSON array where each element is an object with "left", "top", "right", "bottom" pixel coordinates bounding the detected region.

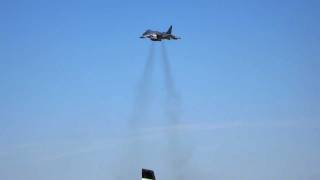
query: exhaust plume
[
  {"left": 113, "top": 43, "right": 156, "bottom": 179},
  {"left": 161, "top": 42, "right": 188, "bottom": 179},
  {"left": 160, "top": 42, "right": 181, "bottom": 124},
  {"left": 131, "top": 43, "right": 156, "bottom": 125}
]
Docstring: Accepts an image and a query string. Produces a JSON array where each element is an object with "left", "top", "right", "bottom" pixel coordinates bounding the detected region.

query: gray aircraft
[{"left": 140, "top": 26, "right": 180, "bottom": 41}]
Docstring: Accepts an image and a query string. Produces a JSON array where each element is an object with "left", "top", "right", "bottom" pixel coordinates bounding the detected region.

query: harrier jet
[
  {"left": 140, "top": 26, "right": 181, "bottom": 41},
  {"left": 142, "top": 169, "right": 156, "bottom": 180}
]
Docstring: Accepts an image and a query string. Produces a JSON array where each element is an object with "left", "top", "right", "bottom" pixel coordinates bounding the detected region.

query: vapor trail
[
  {"left": 113, "top": 43, "right": 155, "bottom": 180},
  {"left": 129, "top": 42, "right": 156, "bottom": 162},
  {"left": 131, "top": 43, "right": 155, "bottom": 126},
  {"left": 161, "top": 42, "right": 181, "bottom": 124},
  {"left": 161, "top": 42, "right": 189, "bottom": 180}
]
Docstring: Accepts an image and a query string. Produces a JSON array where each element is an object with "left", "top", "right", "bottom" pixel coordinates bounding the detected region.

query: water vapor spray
[
  {"left": 131, "top": 43, "right": 156, "bottom": 125},
  {"left": 161, "top": 42, "right": 190, "bottom": 180},
  {"left": 116, "top": 42, "right": 194, "bottom": 180},
  {"left": 113, "top": 43, "right": 155, "bottom": 180},
  {"left": 161, "top": 42, "right": 181, "bottom": 124}
]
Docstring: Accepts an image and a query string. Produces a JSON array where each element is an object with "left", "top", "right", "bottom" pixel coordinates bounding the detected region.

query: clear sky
[{"left": 0, "top": 0, "right": 320, "bottom": 180}]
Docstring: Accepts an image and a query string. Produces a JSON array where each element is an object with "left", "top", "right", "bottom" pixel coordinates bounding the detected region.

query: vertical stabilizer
[
  {"left": 166, "top": 25, "right": 172, "bottom": 34},
  {"left": 142, "top": 169, "right": 156, "bottom": 180}
]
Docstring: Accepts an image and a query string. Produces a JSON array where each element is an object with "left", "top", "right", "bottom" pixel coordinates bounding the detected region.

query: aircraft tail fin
[
  {"left": 142, "top": 169, "right": 156, "bottom": 180},
  {"left": 166, "top": 25, "right": 172, "bottom": 34}
]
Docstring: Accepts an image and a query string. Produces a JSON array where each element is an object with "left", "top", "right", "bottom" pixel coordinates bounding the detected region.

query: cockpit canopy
[{"left": 143, "top": 29, "right": 152, "bottom": 35}]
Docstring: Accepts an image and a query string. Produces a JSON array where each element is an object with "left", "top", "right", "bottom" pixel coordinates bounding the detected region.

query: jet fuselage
[{"left": 140, "top": 26, "right": 180, "bottom": 41}]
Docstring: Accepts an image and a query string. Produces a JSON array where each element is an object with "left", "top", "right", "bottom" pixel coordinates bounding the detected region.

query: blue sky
[{"left": 0, "top": 0, "right": 320, "bottom": 180}]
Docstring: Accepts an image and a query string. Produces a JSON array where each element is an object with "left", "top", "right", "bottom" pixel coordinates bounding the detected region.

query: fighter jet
[
  {"left": 142, "top": 169, "right": 156, "bottom": 180},
  {"left": 140, "top": 26, "right": 180, "bottom": 41}
]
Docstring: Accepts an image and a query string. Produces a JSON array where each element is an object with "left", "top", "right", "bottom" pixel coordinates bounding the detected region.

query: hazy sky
[{"left": 1, "top": 0, "right": 320, "bottom": 180}]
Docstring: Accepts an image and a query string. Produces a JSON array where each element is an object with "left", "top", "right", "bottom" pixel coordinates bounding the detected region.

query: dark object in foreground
[
  {"left": 142, "top": 169, "right": 156, "bottom": 180},
  {"left": 140, "top": 26, "right": 181, "bottom": 41}
]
